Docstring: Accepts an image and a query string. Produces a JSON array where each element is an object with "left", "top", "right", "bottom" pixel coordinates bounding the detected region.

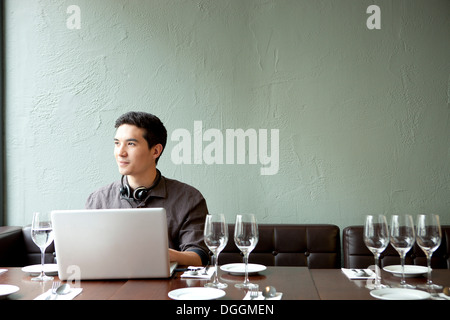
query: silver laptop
[{"left": 51, "top": 208, "right": 177, "bottom": 280}]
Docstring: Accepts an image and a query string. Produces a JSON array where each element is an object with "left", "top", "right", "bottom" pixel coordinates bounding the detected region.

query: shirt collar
[{"left": 148, "top": 173, "right": 167, "bottom": 199}]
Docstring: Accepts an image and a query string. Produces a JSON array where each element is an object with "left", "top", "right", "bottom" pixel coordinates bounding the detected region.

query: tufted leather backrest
[
  {"left": 343, "top": 225, "right": 450, "bottom": 269},
  {"left": 219, "top": 224, "right": 341, "bottom": 268},
  {"left": 2, "top": 224, "right": 341, "bottom": 268},
  {"left": 0, "top": 226, "right": 55, "bottom": 267},
  {"left": 0, "top": 226, "right": 27, "bottom": 266}
]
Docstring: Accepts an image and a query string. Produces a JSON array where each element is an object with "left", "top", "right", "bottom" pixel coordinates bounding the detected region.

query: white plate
[
  {"left": 370, "top": 288, "right": 431, "bottom": 300},
  {"left": 383, "top": 265, "right": 428, "bottom": 278},
  {"left": 21, "top": 264, "right": 59, "bottom": 276},
  {"left": 168, "top": 287, "right": 226, "bottom": 300},
  {"left": 220, "top": 263, "right": 267, "bottom": 275},
  {"left": 0, "top": 285, "right": 19, "bottom": 298}
]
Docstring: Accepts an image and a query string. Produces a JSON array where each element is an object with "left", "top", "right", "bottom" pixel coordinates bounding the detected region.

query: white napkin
[
  {"left": 181, "top": 266, "right": 214, "bottom": 279},
  {"left": 243, "top": 291, "right": 283, "bottom": 300},
  {"left": 34, "top": 287, "right": 83, "bottom": 300},
  {"left": 438, "top": 293, "right": 450, "bottom": 300},
  {"left": 0, "top": 269, "right": 7, "bottom": 275},
  {"left": 341, "top": 268, "right": 375, "bottom": 279}
]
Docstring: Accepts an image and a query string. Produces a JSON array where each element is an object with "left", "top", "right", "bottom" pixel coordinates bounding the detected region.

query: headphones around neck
[{"left": 119, "top": 170, "right": 161, "bottom": 201}]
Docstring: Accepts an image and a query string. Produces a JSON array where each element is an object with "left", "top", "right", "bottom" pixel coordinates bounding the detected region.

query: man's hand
[{"left": 169, "top": 248, "right": 202, "bottom": 266}]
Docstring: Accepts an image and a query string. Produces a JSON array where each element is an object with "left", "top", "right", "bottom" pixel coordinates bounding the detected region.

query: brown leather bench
[
  {"left": 343, "top": 225, "right": 450, "bottom": 269},
  {"left": 1, "top": 224, "right": 341, "bottom": 268},
  {"left": 219, "top": 224, "right": 341, "bottom": 268}
]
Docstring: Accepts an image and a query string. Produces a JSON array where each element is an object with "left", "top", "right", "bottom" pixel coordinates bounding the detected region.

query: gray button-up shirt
[{"left": 85, "top": 174, "right": 210, "bottom": 265}]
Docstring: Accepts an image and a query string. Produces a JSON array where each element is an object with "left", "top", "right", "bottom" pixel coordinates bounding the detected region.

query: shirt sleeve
[
  {"left": 178, "top": 196, "right": 210, "bottom": 265},
  {"left": 85, "top": 192, "right": 97, "bottom": 209}
]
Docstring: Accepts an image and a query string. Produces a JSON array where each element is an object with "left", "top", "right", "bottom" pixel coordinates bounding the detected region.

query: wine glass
[
  {"left": 204, "top": 214, "right": 228, "bottom": 289},
  {"left": 30, "top": 212, "right": 55, "bottom": 281},
  {"left": 363, "top": 214, "right": 389, "bottom": 289},
  {"left": 234, "top": 214, "right": 259, "bottom": 289},
  {"left": 416, "top": 214, "right": 442, "bottom": 291},
  {"left": 390, "top": 214, "right": 415, "bottom": 288}
]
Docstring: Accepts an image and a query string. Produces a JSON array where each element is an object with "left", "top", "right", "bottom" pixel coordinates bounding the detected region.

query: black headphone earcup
[
  {"left": 120, "top": 184, "right": 131, "bottom": 198},
  {"left": 120, "top": 173, "right": 159, "bottom": 202},
  {"left": 133, "top": 187, "right": 148, "bottom": 201}
]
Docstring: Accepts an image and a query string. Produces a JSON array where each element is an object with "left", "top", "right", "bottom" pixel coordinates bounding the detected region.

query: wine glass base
[
  {"left": 365, "top": 283, "right": 389, "bottom": 290},
  {"left": 235, "top": 283, "right": 258, "bottom": 289},
  {"left": 417, "top": 283, "right": 443, "bottom": 291},
  {"left": 205, "top": 282, "right": 228, "bottom": 289},
  {"left": 31, "top": 275, "right": 53, "bottom": 282},
  {"left": 393, "top": 283, "right": 416, "bottom": 289}
]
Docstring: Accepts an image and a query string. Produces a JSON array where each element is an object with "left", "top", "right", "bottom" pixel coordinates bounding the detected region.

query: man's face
[{"left": 114, "top": 124, "right": 156, "bottom": 177}]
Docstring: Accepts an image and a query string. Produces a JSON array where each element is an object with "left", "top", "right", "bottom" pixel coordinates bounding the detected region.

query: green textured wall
[{"left": 4, "top": 0, "right": 450, "bottom": 231}]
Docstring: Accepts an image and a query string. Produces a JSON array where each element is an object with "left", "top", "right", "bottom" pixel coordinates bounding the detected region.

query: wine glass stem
[
  {"left": 212, "top": 253, "right": 218, "bottom": 284},
  {"left": 40, "top": 246, "right": 46, "bottom": 278},
  {"left": 374, "top": 253, "right": 381, "bottom": 286},
  {"left": 243, "top": 253, "right": 249, "bottom": 284},
  {"left": 426, "top": 254, "right": 433, "bottom": 285},
  {"left": 400, "top": 255, "right": 406, "bottom": 285}
]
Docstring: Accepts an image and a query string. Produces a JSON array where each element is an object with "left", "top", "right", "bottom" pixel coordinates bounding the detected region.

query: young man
[{"left": 85, "top": 111, "right": 209, "bottom": 266}]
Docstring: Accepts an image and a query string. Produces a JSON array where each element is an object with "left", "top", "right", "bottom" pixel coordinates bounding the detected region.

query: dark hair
[{"left": 115, "top": 111, "right": 167, "bottom": 164}]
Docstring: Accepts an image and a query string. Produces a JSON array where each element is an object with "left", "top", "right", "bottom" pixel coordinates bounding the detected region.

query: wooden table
[
  {"left": 311, "top": 269, "right": 450, "bottom": 300},
  {"left": 1, "top": 266, "right": 449, "bottom": 300}
]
